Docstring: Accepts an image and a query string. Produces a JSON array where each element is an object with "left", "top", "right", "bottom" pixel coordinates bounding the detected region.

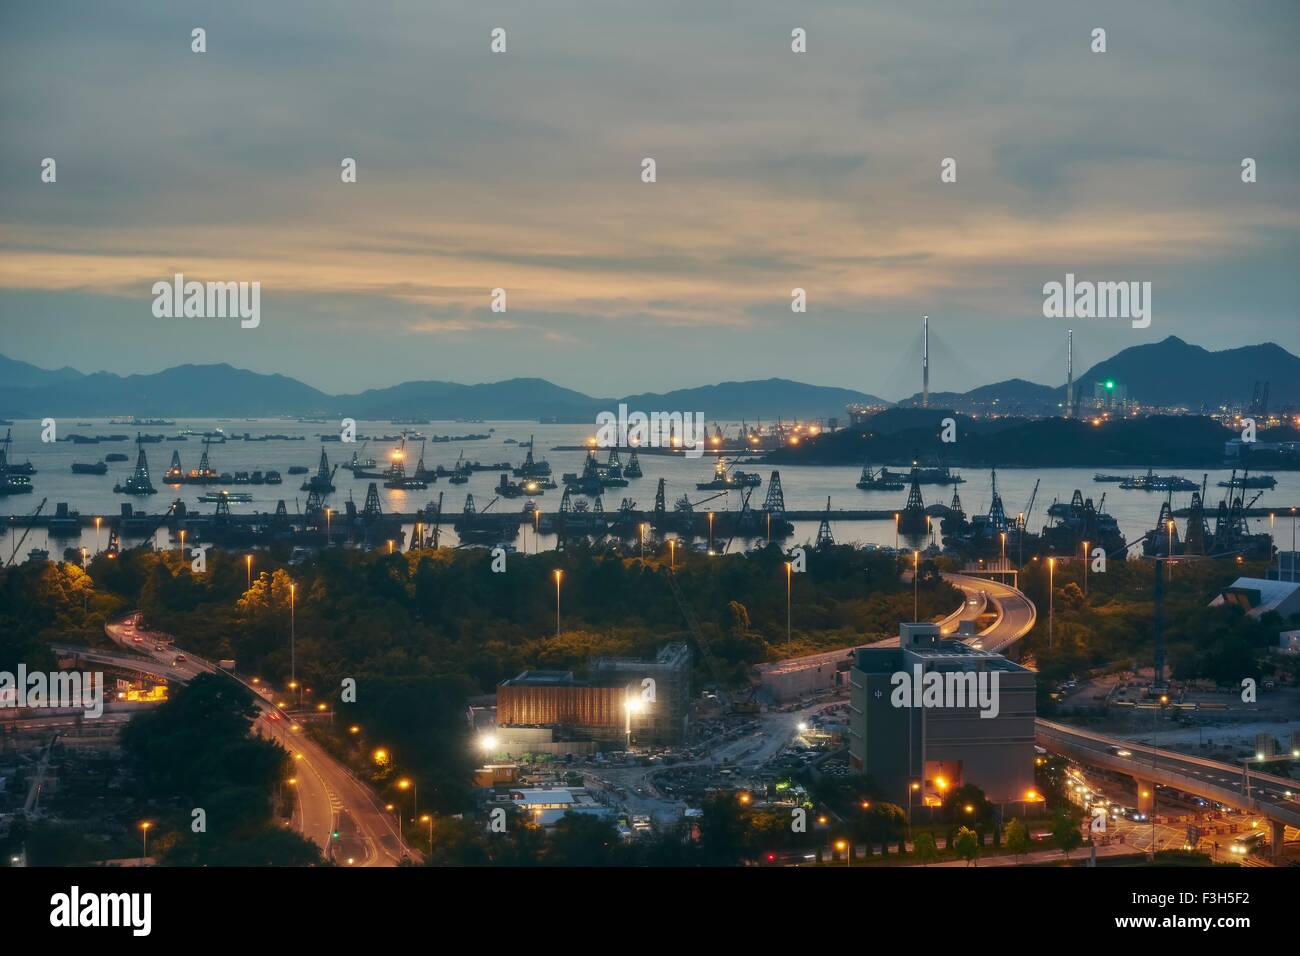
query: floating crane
[{"left": 5, "top": 498, "right": 47, "bottom": 567}]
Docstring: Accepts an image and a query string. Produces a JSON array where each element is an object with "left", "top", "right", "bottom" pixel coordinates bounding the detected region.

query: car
[
  {"left": 172, "top": 655, "right": 187, "bottom": 665},
  {"left": 1107, "top": 746, "right": 1133, "bottom": 757}
]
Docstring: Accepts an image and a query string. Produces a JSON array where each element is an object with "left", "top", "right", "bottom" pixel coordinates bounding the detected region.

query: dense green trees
[{"left": 119, "top": 674, "right": 321, "bottom": 866}]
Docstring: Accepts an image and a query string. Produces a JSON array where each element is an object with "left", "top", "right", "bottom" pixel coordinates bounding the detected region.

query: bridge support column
[
  {"left": 1134, "top": 779, "right": 1155, "bottom": 817},
  {"left": 1269, "top": 820, "right": 1285, "bottom": 860}
]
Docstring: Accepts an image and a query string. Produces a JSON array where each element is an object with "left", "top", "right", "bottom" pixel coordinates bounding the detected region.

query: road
[
  {"left": 1037, "top": 719, "right": 1300, "bottom": 832},
  {"left": 99, "top": 613, "right": 406, "bottom": 866}
]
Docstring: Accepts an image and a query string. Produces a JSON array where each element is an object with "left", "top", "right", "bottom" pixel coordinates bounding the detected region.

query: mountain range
[{"left": 1, "top": 336, "right": 1295, "bottom": 420}]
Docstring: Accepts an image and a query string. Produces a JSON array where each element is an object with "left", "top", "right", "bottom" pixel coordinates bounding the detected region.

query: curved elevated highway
[{"left": 56, "top": 616, "right": 408, "bottom": 866}]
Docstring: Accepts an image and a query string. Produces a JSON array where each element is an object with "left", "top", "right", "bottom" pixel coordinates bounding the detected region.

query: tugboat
[
  {"left": 0, "top": 429, "right": 36, "bottom": 476},
  {"left": 879, "top": 459, "right": 963, "bottom": 486},
  {"left": 1218, "top": 474, "right": 1276, "bottom": 490},
  {"left": 695, "top": 458, "right": 762, "bottom": 491},
  {"left": 0, "top": 473, "right": 33, "bottom": 495},
  {"left": 1118, "top": 469, "right": 1197, "bottom": 492},
  {"left": 857, "top": 459, "right": 905, "bottom": 491}
]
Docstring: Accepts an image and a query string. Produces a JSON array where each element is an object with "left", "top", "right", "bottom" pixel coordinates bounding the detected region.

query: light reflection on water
[{"left": 3, "top": 418, "right": 1296, "bottom": 560}]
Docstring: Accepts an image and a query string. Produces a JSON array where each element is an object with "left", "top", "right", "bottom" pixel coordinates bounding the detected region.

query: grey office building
[
  {"left": 591, "top": 643, "right": 692, "bottom": 745},
  {"left": 848, "top": 623, "right": 1036, "bottom": 808}
]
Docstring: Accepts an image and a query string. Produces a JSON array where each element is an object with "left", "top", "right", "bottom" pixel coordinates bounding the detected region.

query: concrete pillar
[
  {"left": 1269, "top": 820, "right": 1285, "bottom": 859},
  {"left": 1134, "top": 779, "right": 1155, "bottom": 816}
]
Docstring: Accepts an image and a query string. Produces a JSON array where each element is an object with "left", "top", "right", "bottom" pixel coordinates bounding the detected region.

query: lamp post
[
  {"left": 1018, "top": 512, "right": 1024, "bottom": 567},
  {"left": 139, "top": 821, "right": 152, "bottom": 859},
  {"left": 398, "top": 777, "right": 418, "bottom": 820},
  {"left": 246, "top": 553, "right": 253, "bottom": 589},
  {"left": 1047, "top": 557, "right": 1055, "bottom": 650},
  {"left": 624, "top": 695, "right": 645, "bottom": 752},
  {"left": 420, "top": 813, "right": 433, "bottom": 854},
  {"left": 178, "top": 528, "right": 186, "bottom": 556},
  {"left": 707, "top": 511, "right": 715, "bottom": 554},
  {"left": 325, "top": 507, "right": 332, "bottom": 545},
  {"left": 1000, "top": 531, "right": 1006, "bottom": 568},
  {"left": 95, "top": 515, "right": 102, "bottom": 553},
  {"left": 553, "top": 569, "right": 563, "bottom": 638},
  {"left": 639, "top": 522, "right": 647, "bottom": 560},
  {"left": 289, "top": 582, "right": 296, "bottom": 685},
  {"left": 668, "top": 537, "right": 676, "bottom": 571},
  {"left": 894, "top": 513, "right": 899, "bottom": 551}
]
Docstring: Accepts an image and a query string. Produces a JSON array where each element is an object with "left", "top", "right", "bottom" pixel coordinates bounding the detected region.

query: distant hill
[
  {"left": 0, "top": 363, "right": 332, "bottom": 417},
  {"left": 0, "top": 354, "right": 85, "bottom": 389},
  {"left": 890, "top": 337, "right": 1300, "bottom": 411},
  {"left": 618, "top": 379, "right": 888, "bottom": 422},
  {"left": 0, "top": 357, "right": 886, "bottom": 421},
  {"left": 1077, "top": 336, "right": 1300, "bottom": 408}
]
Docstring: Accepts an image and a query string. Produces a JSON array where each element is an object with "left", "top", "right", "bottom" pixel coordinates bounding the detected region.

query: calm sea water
[{"left": 3, "top": 418, "right": 1297, "bottom": 562}]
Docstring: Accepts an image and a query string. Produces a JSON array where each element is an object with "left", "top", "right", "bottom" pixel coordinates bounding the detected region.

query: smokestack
[
  {"left": 922, "top": 315, "right": 929, "bottom": 408},
  {"left": 1066, "top": 328, "right": 1073, "bottom": 419}
]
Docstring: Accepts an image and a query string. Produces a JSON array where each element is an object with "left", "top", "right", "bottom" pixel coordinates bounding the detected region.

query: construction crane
[{"left": 5, "top": 498, "right": 47, "bottom": 567}]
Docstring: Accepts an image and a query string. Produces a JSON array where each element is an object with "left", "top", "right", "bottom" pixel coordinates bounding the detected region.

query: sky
[{"left": 1, "top": 1, "right": 1297, "bottom": 400}]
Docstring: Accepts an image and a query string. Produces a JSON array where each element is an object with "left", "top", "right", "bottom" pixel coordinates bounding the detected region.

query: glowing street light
[
  {"left": 373, "top": 747, "right": 390, "bottom": 766},
  {"left": 1081, "top": 540, "right": 1089, "bottom": 596},
  {"left": 1047, "top": 557, "right": 1055, "bottom": 649},
  {"left": 139, "top": 821, "right": 152, "bottom": 858},
  {"left": 246, "top": 553, "right": 253, "bottom": 589},
  {"left": 478, "top": 734, "right": 498, "bottom": 756},
  {"left": 624, "top": 695, "right": 645, "bottom": 752},
  {"left": 95, "top": 515, "right": 102, "bottom": 553},
  {"left": 553, "top": 569, "right": 563, "bottom": 637},
  {"left": 289, "top": 581, "right": 297, "bottom": 684},
  {"left": 667, "top": 537, "right": 677, "bottom": 571},
  {"left": 707, "top": 511, "right": 715, "bottom": 554}
]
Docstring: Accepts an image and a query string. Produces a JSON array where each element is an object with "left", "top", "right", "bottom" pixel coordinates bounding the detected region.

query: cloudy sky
[{"left": 2, "top": 1, "right": 1297, "bottom": 399}]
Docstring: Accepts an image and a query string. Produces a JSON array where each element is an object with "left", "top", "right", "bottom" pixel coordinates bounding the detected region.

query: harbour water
[{"left": 3, "top": 418, "right": 1297, "bottom": 561}]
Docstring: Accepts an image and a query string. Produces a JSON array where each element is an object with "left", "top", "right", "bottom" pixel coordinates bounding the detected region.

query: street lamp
[
  {"left": 639, "top": 522, "right": 647, "bottom": 560},
  {"left": 289, "top": 581, "right": 296, "bottom": 684},
  {"left": 553, "top": 569, "right": 563, "bottom": 637},
  {"left": 178, "top": 528, "right": 186, "bottom": 555},
  {"left": 624, "top": 695, "right": 645, "bottom": 752},
  {"left": 1081, "top": 540, "right": 1089, "bottom": 597},
  {"left": 397, "top": 777, "right": 418, "bottom": 819},
  {"left": 1000, "top": 531, "right": 1006, "bottom": 567},
  {"left": 420, "top": 813, "right": 433, "bottom": 854},
  {"left": 668, "top": 537, "right": 677, "bottom": 571},
  {"left": 834, "top": 838, "right": 850, "bottom": 866},
  {"left": 325, "top": 507, "right": 332, "bottom": 544},
  {"left": 893, "top": 513, "right": 899, "bottom": 551},
  {"left": 246, "top": 553, "right": 253, "bottom": 589},
  {"left": 95, "top": 515, "right": 102, "bottom": 553},
  {"left": 1047, "top": 557, "right": 1055, "bottom": 649},
  {"left": 139, "top": 821, "right": 152, "bottom": 859},
  {"left": 707, "top": 511, "right": 715, "bottom": 554},
  {"left": 478, "top": 734, "right": 498, "bottom": 758}
]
